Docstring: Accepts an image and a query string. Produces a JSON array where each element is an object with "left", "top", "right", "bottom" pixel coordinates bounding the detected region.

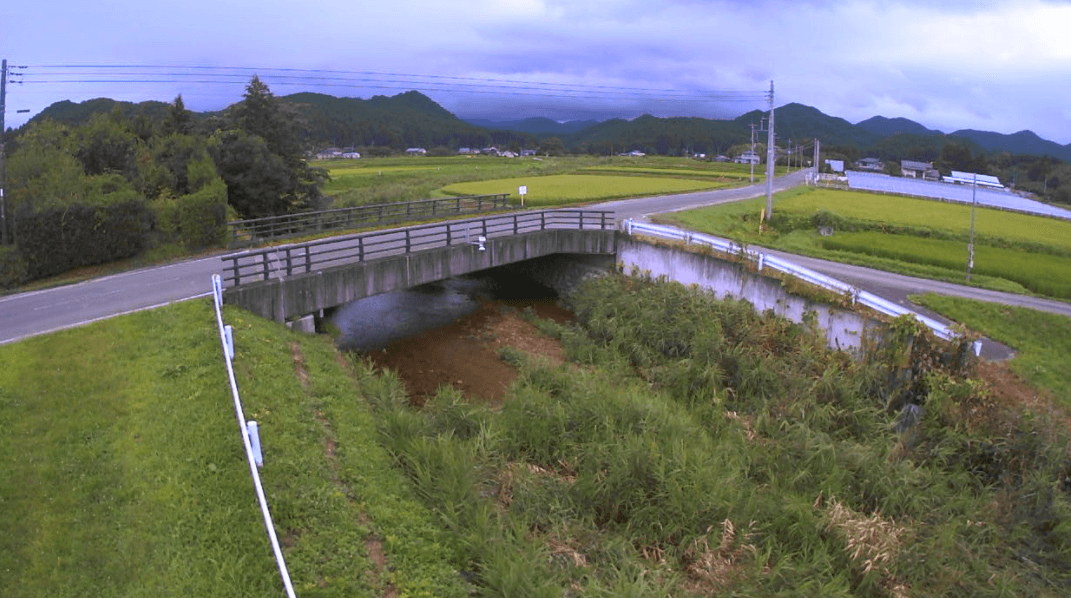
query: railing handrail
[
  {"left": 624, "top": 219, "right": 981, "bottom": 355},
  {"left": 227, "top": 194, "right": 510, "bottom": 228},
  {"left": 221, "top": 209, "right": 615, "bottom": 287},
  {"left": 210, "top": 275, "right": 296, "bottom": 598}
]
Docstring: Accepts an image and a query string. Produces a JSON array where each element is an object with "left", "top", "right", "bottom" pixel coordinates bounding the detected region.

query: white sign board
[{"left": 518, "top": 185, "right": 527, "bottom": 206}]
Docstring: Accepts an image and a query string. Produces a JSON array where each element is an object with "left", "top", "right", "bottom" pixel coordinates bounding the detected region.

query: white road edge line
[{"left": 0, "top": 291, "right": 213, "bottom": 346}]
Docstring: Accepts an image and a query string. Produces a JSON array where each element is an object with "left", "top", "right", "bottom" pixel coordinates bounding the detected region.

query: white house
[
  {"left": 901, "top": 160, "right": 940, "bottom": 181},
  {"left": 855, "top": 157, "right": 883, "bottom": 171},
  {"left": 734, "top": 150, "right": 760, "bottom": 165}
]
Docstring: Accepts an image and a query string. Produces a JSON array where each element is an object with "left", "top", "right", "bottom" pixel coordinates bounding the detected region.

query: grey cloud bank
[{"left": 3, "top": 0, "right": 1069, "bottom": 144}]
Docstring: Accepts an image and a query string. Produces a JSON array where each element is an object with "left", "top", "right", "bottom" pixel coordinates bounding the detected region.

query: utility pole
[
  {"left": 1, "top": 58, "right": 8, "bottom": 246},
  {"left": 966, "top": 173, "right": 978, "bottom": 282},
  {"left": 748, "top": 122, "right": 757, "bottom": 183},
  {"left": 765, "top": 80, "right": 775, "bottom": 221}
]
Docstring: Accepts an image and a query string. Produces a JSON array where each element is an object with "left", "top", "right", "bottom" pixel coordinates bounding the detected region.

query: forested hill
[
  {"left": 20, "top": 91, "right": 1071, "bottom": 162},
  {"left": 278, "top": 91, "right": 534, "bottom": 151},
  {"left": 29, "top": 98, "right": 173, "bottom": 130}
]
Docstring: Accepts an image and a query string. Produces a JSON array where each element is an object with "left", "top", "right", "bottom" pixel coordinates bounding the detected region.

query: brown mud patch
[{"left": 365, "top": 297, "right": 571, "bottom": 407}]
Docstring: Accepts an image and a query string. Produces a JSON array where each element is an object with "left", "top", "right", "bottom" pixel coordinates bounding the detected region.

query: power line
[
  {"left": 17, "top": 64, "right": 769, "bottom": 103},
  {"left": 25, "top": 64, "right": 767, "bottom": 97}
]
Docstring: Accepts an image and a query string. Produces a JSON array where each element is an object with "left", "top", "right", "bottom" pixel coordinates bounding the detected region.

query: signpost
[{"left": 518, "top": 185, "right": 527, "bottom": 207}]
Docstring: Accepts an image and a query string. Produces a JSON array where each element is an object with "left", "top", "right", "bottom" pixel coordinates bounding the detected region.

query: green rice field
[
  {"left": 443, "top": 174, "right": 728, "bottom": 206},
  {"left": 823, "top": 232, "right": 1071, "bottom": 299},
  {"left": 660, "top": 187, "right": 1071, "bottom": 299},
  {"left": 778, "top": 189, "right": 1071, "bottom": 250}
]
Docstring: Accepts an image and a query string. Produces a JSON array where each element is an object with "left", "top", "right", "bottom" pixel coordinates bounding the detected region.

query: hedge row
[
  {"left": 152, "top": 180, "right": 229, "bottom": 249},
  {"left": 14, "top": 201, "right": 152, "bottom": 280}
]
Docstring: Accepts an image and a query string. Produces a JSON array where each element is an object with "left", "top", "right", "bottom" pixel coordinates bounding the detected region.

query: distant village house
[
  {"left": 901, "top": 160, "right": 940, "bottom": 181},
  {"left": 854, "top": 157, "right": 883, "bottom": 171}
]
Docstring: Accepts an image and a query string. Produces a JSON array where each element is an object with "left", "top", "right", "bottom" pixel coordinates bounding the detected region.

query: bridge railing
[
  {"left": 222, "top": 209, "right": 615, "bottom": 287},
  {"left": 624, "top": 219, "right": 981, "bottom": 355},
  {"left": 227, "top": 194, "right": 512, "bottom": 247}
]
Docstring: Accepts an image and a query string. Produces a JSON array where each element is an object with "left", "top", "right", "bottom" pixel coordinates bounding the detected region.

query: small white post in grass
[
  {"left": 247, "top": 421, "right": 263, "bottom": 467},
  {"left": 518, "top": 185, "right": 527, "bottom": 207}
]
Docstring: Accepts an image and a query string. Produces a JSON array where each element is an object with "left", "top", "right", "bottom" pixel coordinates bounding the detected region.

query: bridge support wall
[{"left": 223, "top": 229, "right": 616, "bottom": 322}]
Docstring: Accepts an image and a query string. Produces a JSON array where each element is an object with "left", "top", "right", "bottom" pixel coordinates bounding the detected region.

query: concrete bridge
[{"left": 221, "top": 209, "right": 617, "bottom": 327}]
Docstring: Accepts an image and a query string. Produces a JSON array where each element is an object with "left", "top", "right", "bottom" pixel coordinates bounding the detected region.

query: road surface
[{"left": 1, "top": 168, "right": 1067, "bottom": 351}]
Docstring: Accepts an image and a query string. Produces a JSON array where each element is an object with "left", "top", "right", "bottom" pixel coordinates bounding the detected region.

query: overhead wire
[{"left": 16, "top": 64, "right": 770, "bottom": 104}]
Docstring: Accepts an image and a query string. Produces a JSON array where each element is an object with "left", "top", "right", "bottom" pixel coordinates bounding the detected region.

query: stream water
[{"left": 330, "top": 266, "right": 560, "bottom": 352}]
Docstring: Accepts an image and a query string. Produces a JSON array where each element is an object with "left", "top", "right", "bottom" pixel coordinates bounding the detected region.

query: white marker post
[{"left": 518, "top": 185, "right": 528, "bottom": 207}]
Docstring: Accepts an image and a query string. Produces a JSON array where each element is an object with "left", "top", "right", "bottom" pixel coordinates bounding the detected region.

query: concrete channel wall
[{"left": 616, "top": 236, "right": 886, "bottom": 354}]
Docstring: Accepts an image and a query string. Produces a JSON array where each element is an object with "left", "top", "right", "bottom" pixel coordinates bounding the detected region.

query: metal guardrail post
[
  {"left": 261, "top": 253, "right": 270, "bottom": 281},
  {"left": 405, "top": 229, "right": 411, "bottom": 254}
]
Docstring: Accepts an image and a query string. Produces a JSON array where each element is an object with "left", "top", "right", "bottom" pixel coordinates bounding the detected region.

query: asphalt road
[{"left": 2, "top": 167, "right": 1067, "bottom": 351}]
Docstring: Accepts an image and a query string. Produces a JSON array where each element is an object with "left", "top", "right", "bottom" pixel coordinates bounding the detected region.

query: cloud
[{"left": 4, "top": 0, "right": 1070, "bottom": 143}]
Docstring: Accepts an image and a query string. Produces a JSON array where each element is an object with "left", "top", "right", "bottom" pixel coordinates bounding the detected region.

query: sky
[{"left": 3, "top": 0, "right": 1070, "bottom": 144}]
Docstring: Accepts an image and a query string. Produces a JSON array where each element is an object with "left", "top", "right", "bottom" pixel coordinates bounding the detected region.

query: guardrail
[
  {"left": 227, "top": 194, "right": 512, "bottom": 246},
  {"left": 210, "top": 275, "right": 296, "bottom": 598},
  {"left": 624, "top": 220, "right": 981, "bottom": 355},
  {"left": 223, "top": 209, "right": 615, "bottom": 287}
]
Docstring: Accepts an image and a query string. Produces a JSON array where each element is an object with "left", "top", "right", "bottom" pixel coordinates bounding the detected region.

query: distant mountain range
[
  {"left": 463, "top": 117, "right": 600, "bottom": 135},
  {"left": 22, "top": 92, "right": 1071, "bottom": 163}
]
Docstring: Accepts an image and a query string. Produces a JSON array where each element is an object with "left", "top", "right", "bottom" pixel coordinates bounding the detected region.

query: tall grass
[{"left": 362, "top": 272, "right": 1071, "bottom": 596}]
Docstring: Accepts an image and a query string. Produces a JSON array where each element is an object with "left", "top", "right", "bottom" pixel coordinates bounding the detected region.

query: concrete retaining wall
[{"left": 617, "top": 237, "right": 884, "bottom": 353}]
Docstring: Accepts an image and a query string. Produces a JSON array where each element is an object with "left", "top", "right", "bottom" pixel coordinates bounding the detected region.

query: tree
[
  {"left": 539, "top": 137, "right": 565, "bottom": 156},
  {"left": 209, "top": 129, "right": 294, "bottom": 218},
  {"left": 214, "top": 76, "right": 326, "bottom": 217},
  {"left": 70, "top": 113, "right": 140, "bottom": 178},
  {"left": 6, "top": 120, "right": 88, "bottom": 212},
  {"left": 163, "top": 94, "right": 192, "bottom": 136}
]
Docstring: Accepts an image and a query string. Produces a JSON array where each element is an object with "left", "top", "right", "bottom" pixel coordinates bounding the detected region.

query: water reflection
[{"left": 330, "top": 269, "right": 557, "bottom": 351}]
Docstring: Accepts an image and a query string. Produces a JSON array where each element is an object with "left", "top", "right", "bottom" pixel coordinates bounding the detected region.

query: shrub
[
  {"left": 0, "top": 245, "right": 29, "bottom": 289},
  {"left": 14, "top": 200, "right": 152, "bottom": 280}
]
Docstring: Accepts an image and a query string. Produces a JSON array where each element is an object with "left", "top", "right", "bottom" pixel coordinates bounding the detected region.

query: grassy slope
[
  {"left": 912, "top": 293, "right": 1071, "bottom": 404},
  {"left": 0, "top": 300, "right": 466, "bottom": 598},
  {"left": 4, "top": 277, "right": 1071, "bottom": 596}
]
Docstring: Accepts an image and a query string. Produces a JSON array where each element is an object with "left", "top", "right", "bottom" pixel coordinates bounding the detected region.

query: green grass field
[
  {"left": 443, "top": 173, "right": 729, "bottom": 206},
  {"left": 824, "top": 232, "right": 1071, "bottom": 299},
  {"left": 0, "top": 300, "right": 467, "bottom": 597},
  {"left": 318, "top": 155, "right": 767, "bottom": 208},
  {"left": 780, "top": 188, "right": 1071, "bottom": 250},
  {"left": 912, "top": 293, "right": 1071, "bottom": 404},
  {"left": 659, "top": 186, "right": 1071, "bottom": 299}
]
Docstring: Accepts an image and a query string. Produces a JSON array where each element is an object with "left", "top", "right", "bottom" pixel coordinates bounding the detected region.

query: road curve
[{"left": 1, "top": 167, "right": 1067, "bottom": 346}]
